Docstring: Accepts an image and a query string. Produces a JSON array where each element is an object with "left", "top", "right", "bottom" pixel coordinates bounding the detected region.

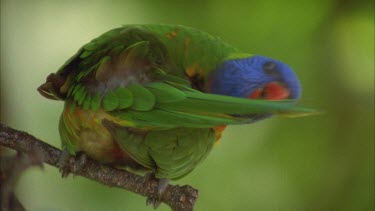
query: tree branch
[{"left": 0, "top": 123, "right": 198, "bottom": 211}]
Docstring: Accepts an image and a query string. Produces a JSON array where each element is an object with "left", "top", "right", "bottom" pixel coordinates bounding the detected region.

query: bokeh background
[{"left": 1, "top": 0, "right": 373, "bottom": 210}]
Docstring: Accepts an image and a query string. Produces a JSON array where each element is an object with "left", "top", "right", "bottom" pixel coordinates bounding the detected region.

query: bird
[{"left": 38, "top": 24, "right": 314, "bottom": 206}]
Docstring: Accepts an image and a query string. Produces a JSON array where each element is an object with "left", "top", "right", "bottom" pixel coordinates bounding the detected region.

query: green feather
[
  {"left": 80, "top": 50, "right": 93, "bottom": 59},
  {"left": 154, "top": 85, "right": 313, "bottom": 116},
  {"left": 113, "top": 87, "right": 133, "bottom": 109},
  {"left": 103, "top": 90, "right": 119, "bottom": 111},
  {"left": 144, "top": 128, "right": 215, "bottom": 179},
  {"left": 74, "top": 85, "right": 87, "bottom": 105},
  {"left": 69, "top": 101, "right": 76, "bottom": 114},
  {"left": 127, "top": 83, "right": 155, "bottom": 111},
  {"left": 95, "top": 56, "right": 112, "bottom": 81},
  {"left": 90, "top": 93, "right": 101, "bottom": 111},
  {"left": 114, "top": 108, "right": 237, "bottom": 128},
  {"left": 109, "top": 44, "right": 125, "bottom": 56},
  {"left": 103, "top": 120, "right": 154, "bottom": 169},
  {"left": 110, "top": 81, "right": 315, "bottom": 128},
  {"left": 152, "top": 68, "right": 191, "bottom": 87},
  {"left": 83, "top": 94, "right": 91, "bottom": 110},
  {"left": 70, "top": 84, "right": 81, "bottom": 98},
  {"left": 146, "top": 82, "right": 186, "bottom": 103},
  {"left": 82, "top": 41, "right": 97, "bottom": 51},
  {"left": 122, "top": 40, "right": 150, "bottom": 60}
]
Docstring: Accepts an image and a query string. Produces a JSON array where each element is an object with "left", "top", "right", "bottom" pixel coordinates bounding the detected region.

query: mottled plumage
[{"left": 38, "top": 24, "right": 314, "bottom": 180}]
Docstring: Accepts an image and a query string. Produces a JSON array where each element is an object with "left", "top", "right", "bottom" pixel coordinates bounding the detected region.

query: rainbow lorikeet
[{"left": 38, "top": 24, "right": 313, "bottom": 193}]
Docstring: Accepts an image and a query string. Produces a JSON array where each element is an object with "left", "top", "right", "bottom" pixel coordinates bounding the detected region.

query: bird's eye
[{"left": 263, "top": 61, "right": 278, "bottom": 75}]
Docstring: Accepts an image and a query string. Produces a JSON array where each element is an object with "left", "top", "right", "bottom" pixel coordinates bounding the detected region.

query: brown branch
[{"left": 0, "top": 123, "right": 198, "bottom": 211}]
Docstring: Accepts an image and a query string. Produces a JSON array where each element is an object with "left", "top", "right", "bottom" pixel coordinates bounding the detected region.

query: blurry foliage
[{"left": 0, "top": 0, "right": 373, "bottom": 210}]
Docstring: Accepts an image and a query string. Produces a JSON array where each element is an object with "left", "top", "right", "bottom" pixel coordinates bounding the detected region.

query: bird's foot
[
  {"left": 58, "top": 149, "right": 72, "bottom": 177},
  {"left": 58, "top": 149, "right": 87, "bottom": 177},
  {"left": 74, "top": 152, "right": 88, "bottom": 172},
  {"left": 144, "top": 173, "right": 170, "bottom": 209}
]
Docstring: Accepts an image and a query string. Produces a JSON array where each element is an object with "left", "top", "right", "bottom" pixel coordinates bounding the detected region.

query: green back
[
  {"left": 57, "top": 24, "right": 247, "bottom": 87},
  {"left": 138, "top": 24, "right": 243, "bottom": 74}
]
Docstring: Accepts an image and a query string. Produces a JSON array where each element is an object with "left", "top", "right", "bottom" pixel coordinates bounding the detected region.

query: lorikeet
[{"left": 38, "top": 24, "right": 313, "bottom": 183}]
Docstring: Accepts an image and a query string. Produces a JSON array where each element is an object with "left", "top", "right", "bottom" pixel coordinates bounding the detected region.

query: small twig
[{"left": 0, "top": 123, "right": 198, "bottom": 211}]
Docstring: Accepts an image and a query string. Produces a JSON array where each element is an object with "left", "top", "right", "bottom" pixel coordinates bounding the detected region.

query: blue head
[{"left": 209, "top": 55, "right": 301, "bottom": 100}]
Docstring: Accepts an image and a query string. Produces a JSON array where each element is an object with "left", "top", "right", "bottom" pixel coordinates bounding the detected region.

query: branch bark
[{"left": 0, "top": 123, "right": 198, "bottom": 211}]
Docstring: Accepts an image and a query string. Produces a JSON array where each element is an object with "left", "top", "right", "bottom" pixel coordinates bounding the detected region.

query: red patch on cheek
[{"left": 264, "top": 82, "right": 290, "bottom": 100}]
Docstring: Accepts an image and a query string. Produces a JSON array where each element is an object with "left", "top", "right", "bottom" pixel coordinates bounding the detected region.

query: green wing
[
  {"left": 120, "top": 83, "right": 314, "bottom": 128},
  {"left": 104, "top": 121, "right": 216, "bottom": 179},
  {"left": 70, "top": 76, "right": 315, "bottom": 129}
]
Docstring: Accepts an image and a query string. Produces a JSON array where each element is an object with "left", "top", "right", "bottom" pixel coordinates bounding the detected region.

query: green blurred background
[{"left": 1, "top": 0, "right": 373, "bottom": 210}]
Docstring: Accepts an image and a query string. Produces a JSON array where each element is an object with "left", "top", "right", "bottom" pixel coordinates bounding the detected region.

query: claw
[
  {"left": 143, "top": 172, "right": 155, "bottom": 184},
  {"left": 74, "top": 153, "right": 88, "bottom": 172},
  {"left": 146, "top": 197, "right": 162, "bottom": 209},
  {"left": 157, "top": 178, "right": 170, "bottom": 196},
  {"left": 144, "top": 173, "right": 170, "bottom": 209},
  {"left": 58, "top": 149, "right": 87, "bottom": 177},
  {"left": 58, "top": 148, "right": 72, "bottom": 177}
]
